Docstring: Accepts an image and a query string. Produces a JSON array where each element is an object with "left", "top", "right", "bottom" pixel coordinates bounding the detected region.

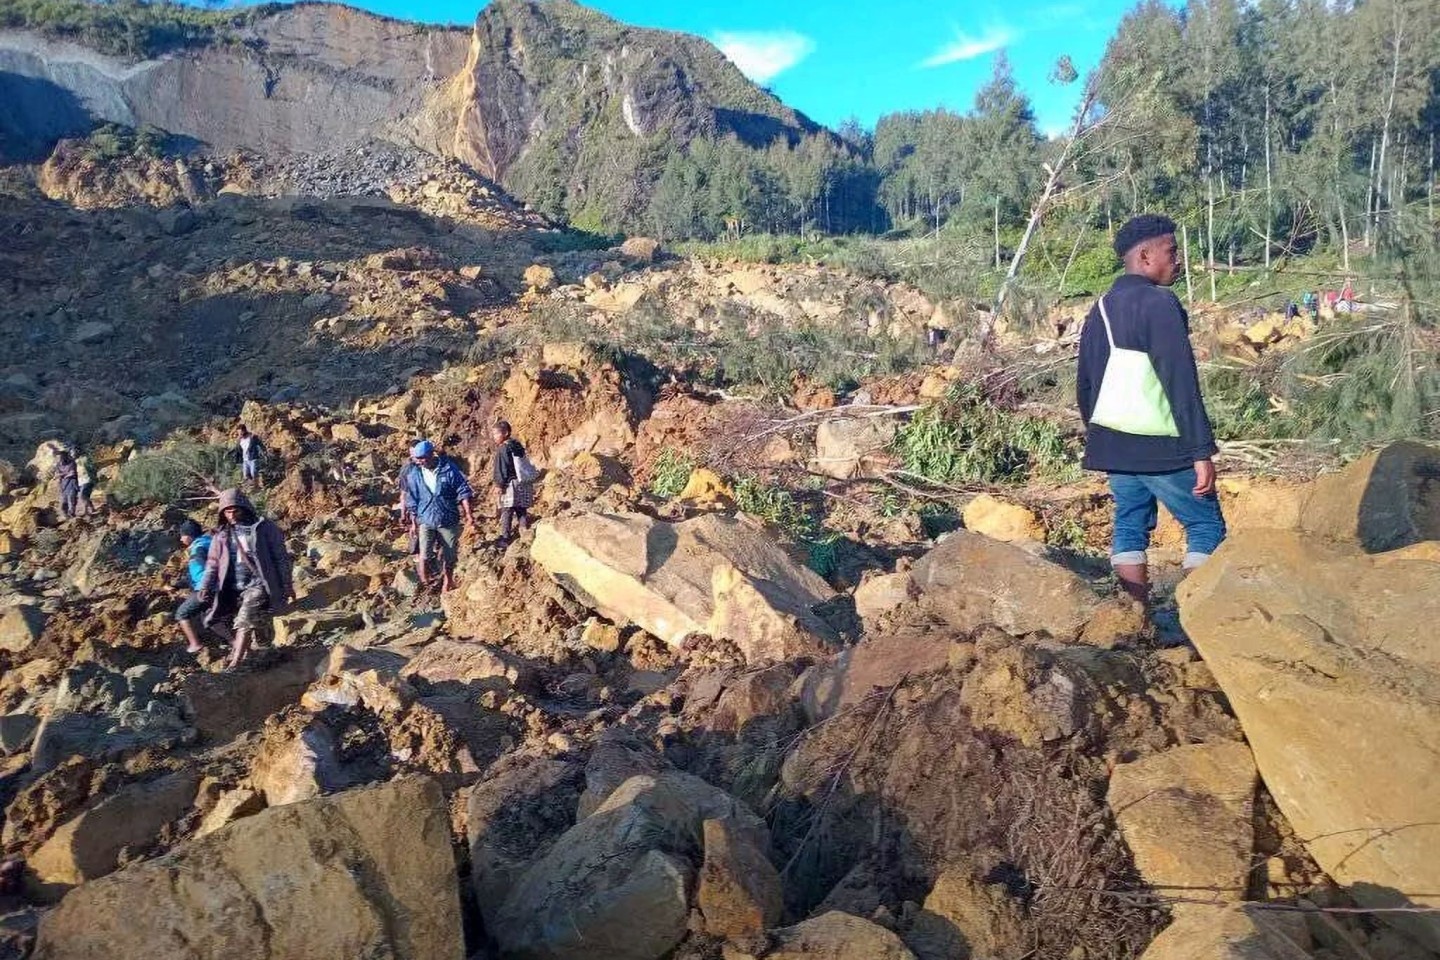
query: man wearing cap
[
  {"left": 175, "top": 518, "right": 213, "bottom": 654},
  {"left": 1076, "top": 214, "right": 1226, "bottom": 605},
  {"left": 399, "top": 439, "right": 476, "bottom": 593}
]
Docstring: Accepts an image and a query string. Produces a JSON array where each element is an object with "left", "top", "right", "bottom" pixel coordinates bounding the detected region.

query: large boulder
[
  {"left": 492, "top": 771, "right": 764, "bottom": 960},
  {"left": 0, "top": 604, "right": 46, "bottom": 654},
  {"left": 910, "top": 531, "right": 1101, "bottom": 640},
  {"left": 1107, "top": 741, "right": 1257, "bottom": 902},
  {"left": 30, "top": 664, "right": 192, "bottom": 774},
  {"left": 904, "top": 865, "right": 1026, "bottom": 960},
  {"left": 1297, "top": 441, "right": 1440, "bottom": 552},
  {"left": 531, "top": 512, "right": 837, "bottom": 663},
  {"left": 1178, "top": 530, "right": 1440, "bottom": 949},
  {"left": 696, "top": 816, "right": 783, "bottom": 937},
  {"left": 467, "top": 754, "right": 585, "bottom": 927},
  {"left": 28, "top": 771, "right": 199, "bottom": 890},
  {"left": 31, "top": 777, "right": 462, "bottom": 960},
  {"left": 1137, "top": 904, "right": 1312, "bottom": 960}
]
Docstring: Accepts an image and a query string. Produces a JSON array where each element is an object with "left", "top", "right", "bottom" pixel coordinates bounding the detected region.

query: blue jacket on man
[
  {"left": 1076, "top": 273, "right": 1218, "bottom": 474},
  {"left": 399, "top": 456, "right": 475, "bottom": 528}
]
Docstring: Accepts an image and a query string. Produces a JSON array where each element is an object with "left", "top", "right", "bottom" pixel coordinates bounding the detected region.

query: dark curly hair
[{"left": 1114, "top": 214, "right": 1177, "bottom": 258}]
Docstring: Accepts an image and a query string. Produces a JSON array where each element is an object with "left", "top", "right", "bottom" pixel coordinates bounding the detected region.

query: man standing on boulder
[
  {"left": 399, "top": 439, "right": 475, "bottom": 592},
  {"left": 1076, "top": 214, "right": 1226, "bottom": 604}
]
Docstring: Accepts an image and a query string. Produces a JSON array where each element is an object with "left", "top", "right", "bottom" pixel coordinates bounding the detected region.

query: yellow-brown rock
[
  {"left": 962, "top": 494, "right": 1044, "bottom": 543},
  {"left": 1178, "top": 529, "right": 1440, "bottom": 949},
  {"left": 32, "top": 777, "right": 462, "bottom": 960},
  {"left": 1107, "top": 741, "right": 1257, "bottom": 902}
]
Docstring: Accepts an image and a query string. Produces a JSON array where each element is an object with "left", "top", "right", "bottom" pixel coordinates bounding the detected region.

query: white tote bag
[{"left": 1090, "top": 297, "right": 1180, "bottom": 437}]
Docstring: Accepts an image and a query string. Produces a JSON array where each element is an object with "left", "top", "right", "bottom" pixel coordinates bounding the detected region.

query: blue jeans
[{"left": 1109, "top": 468, "right": 1226, "bottom": 569}]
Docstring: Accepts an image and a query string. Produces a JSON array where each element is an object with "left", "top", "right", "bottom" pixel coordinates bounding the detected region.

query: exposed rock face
[
  {"left": 31, "top": 777, "right": 462, "bottom": 960},
  {"left": 1107, "top": 741, "right": 1257, "bottom": 902},
  {"left": 910, "top": 531, "right": 1102, "bottom": 639},
  {"left": 0, "top": 6, "right": 470, "bottom": 161},
  {"left": 451, "top": 0, "right": 817, "bottom": 185},
  {"left": 531, "top": 511, "right": 837, "bottom": 663},
  {"left": 28, "top": 771, "right": 199, "bottom": 889},
  {"left": 1178, "top": 530, "right": 1440, "bottom": 949}
]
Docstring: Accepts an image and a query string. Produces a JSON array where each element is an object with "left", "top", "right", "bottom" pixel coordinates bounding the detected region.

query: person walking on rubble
[
  {"left": 196, "top": 488, "right": 294, "bottom": 669},
  {"left": 399, "top": 439, "right": 475, "bottom": 592},
  {"left": 52, "top": 447, "right": 81, "bottom": 520},
  {"left": 174, "top": 519, "right": 213, "bottom": 655},
  {"left": 73, "top": 448, "right": 95, "bottom": 516},
  {"left": 233, "top": 424, "right": 267, "bottom": 489},
  {"left": 1076, "top": 214, "right": 1226, "bottom": 606},
  {"left": 490, "top": 421, "right": 537, "bottom": 546}
]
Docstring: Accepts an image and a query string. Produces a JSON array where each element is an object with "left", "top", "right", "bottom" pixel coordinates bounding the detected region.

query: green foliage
[
  {"left": 0, "top": 0, "right": 275, "bottom": 58},
  {"left": 732, "top": 475, "right": 840, "bottom": 576},
  {"left": 648, "top": 448, "right": 694, "bottom": 500},
  {"left": 896, "top": 385, "right": 1081, "bottom": 486},
  {"left": 109, "top": 443, "right": 239, "bottom": 507},
  {"left": 76, "top": 122, "right": 169, "bottom": 161}
]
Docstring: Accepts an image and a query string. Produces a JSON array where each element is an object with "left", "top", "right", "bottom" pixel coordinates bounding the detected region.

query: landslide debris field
[{"left": 0, "top": 138, "right": 1438, "bottom": 960}]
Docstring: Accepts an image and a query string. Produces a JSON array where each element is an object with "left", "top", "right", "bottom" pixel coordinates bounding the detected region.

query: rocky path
[{"left": 0, "top": 335, "right": 1436, "bottom": 960}]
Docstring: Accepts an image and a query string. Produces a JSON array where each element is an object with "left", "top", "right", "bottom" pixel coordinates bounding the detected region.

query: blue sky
[{"left": 327, "top": 0, "right": 1140, "bottom": 134}]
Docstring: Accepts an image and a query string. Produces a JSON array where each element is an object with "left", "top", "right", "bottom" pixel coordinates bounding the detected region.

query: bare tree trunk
[
  {"left": 1264, "top": 87, "right": 1273, "bottom": 269},
  {"left": 1182, "top": 223, "right": 1194, "bottom": 307},
  {"left": 1374, "top": 1, "right": 1404, "bottom": 237},
  {"left": 1206, "top": 176, "right": 1218, "bottom": 301},
  {"left": 1365, "top": 138, "right": 1376, "bottom": 249},
  {"left": 993, "top": 196, "right": 1001, "bottom": 269},
  {"left": 1430, "top": 131, "right": 1436, "bottom": 241},
  {"left": 1337, "top": 188, "right": 1351, "bottom": 273},
  {"left": 1058, "top": 223, "right": 1088, "bottom": 295},
  {"left": 982, "top": 83, "right": 1104, "bottom": 345}
]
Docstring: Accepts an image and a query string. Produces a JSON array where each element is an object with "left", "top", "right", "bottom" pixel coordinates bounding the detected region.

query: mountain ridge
[{"left": 0, "top": 0, "right": 827, "bottom": 227}]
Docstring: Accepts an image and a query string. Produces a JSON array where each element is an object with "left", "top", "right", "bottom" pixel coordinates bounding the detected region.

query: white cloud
[
  {"left": 919, "top": 26, "right": 1014, "bottom": 68},
  {"left": 712, "top": 30, "right": 815, "bottom": 84}
]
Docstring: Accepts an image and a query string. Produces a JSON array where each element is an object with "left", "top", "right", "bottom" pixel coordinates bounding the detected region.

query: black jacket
[
  {"left": 1076, "top": 273, "right": 1217, "bottom": 473},
  {"left": 492, "top": 438, "right": 527, "bottom": 489}
]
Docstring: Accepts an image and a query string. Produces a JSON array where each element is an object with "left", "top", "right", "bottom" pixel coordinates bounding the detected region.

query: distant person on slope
[
  {"left": 197, "top": 488, "right": 294, "bottom": 669},
  {"left": 174, "top": 518, "right": 213, "bottom": 655},
  {"left": 399, "top": 439, "right": 475, "bottom": 592},
  {"left": 52, "top": 447, "right": 80, "bottom": 520},
  {"left": 74, "top": 448, "right": 95, "bottom": 516},
  {"left": 233, "top": 424, "right": 267, "bottom": 488},
  {"left": 490, "top": 421, "right": 536, "bottom": 545},
  {"left": 1076, "top": 214, "right": 1226, "bottom": 605}
]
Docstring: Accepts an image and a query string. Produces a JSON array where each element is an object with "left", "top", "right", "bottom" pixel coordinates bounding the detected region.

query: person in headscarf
[{"left": 196, "top": 488, "right": 294, "bottom": 668}]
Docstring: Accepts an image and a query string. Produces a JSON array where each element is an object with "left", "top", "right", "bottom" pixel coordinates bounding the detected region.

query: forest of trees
[{"left": 642, "top": 0, "right": 1439, "bottom": 272}]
